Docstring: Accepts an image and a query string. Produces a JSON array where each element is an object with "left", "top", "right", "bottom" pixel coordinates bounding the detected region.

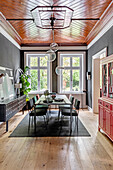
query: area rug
[{"left": 9, "top": 111, "right": 91, "bottom": 137}]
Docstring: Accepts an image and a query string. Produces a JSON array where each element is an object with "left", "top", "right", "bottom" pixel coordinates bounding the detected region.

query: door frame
[{"left": 92, "top": 47, "right": 107, "bottom": 113}]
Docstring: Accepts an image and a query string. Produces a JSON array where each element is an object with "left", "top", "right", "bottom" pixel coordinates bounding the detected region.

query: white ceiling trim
[
  {"left": 0, "top": 26, "right": 21, "bottom": 49},
  {"left": 21, "top": 46, "right": 87, "bottom": 50},
  {"left": 87, "top": 16, "right": 113, "bottom": 49}
]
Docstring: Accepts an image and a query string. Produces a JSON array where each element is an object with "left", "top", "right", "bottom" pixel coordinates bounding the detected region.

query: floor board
[{"left": 0, "top": 109, "right": 113, "bottom": 170}]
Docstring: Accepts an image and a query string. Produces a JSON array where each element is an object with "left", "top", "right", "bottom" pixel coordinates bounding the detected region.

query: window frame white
[
  {"left": 57, "top": 51, "right": 86, "bottom": 94},
  {"left": 24, "top": 52, "right": 52, "bottom": 94}
]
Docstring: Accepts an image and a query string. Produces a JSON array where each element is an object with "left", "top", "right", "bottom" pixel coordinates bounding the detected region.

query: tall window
[
  {"left": 59, "top": 53, "right": 83, "bottom": 93},
  {"left": 26, "top": 53, "right": 51, "bottom": 92}
]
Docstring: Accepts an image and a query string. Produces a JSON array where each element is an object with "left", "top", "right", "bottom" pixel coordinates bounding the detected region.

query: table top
[{"left": 35, "top": 94, "right": 71, "bottom": 105}]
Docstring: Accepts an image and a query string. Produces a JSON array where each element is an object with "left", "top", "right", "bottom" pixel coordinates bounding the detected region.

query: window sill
[
  {"left": 59, "top": 91, "right": 86, "bottom": 94},
  {"left": 28, "top": 91, "right": 44, "bottom": 95}
]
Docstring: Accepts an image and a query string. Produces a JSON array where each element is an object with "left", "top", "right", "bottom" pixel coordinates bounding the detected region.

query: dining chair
[
  {"left": 58, "top": 96, "right": 74, "bottom": 120},
  {"left": 32, "top": 96, "right": 48, "bottom": 109},
  {"left": 28, "top": 98, "right": 48, "bottom": 132},
  {"left": 60, "top": 99, "right": 80, "bottom": 133}
]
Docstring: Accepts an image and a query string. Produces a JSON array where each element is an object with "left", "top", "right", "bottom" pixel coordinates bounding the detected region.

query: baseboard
[{"left": 88, "top": 106, "right": 93, "bottom": 112}]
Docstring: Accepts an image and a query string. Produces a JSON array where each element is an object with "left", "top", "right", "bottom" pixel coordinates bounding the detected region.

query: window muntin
[
  {"left": 27, "top": 54, "right": 50, "bottom": 92},
  {"left": 60, "top": 54, "right": 82, "bottom": 93}
]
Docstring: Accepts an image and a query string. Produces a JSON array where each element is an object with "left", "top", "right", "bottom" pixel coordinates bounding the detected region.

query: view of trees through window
[
  {"left": 61, "top": 55, "right": 81, "bottom": 92},
  {"left": 28, "top": 55, "right": 49, "bottom": 91}
]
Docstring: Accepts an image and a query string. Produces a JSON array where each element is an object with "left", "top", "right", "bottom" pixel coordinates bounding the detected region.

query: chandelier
[{"left": 31, "top": 6, "right": 74, "bottom": 68}]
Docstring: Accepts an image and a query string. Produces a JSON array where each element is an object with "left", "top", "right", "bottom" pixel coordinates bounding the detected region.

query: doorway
[{"left": 92, "top": 48, "right": 107, "bottom": 113}]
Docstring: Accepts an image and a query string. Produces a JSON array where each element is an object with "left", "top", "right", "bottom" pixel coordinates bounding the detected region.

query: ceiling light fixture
[
  {"left": 55, "top": 66, "right": 64, "bottom": 75},
  {"left": 45, "top": 49, "right": 56, "bottom": 62}
]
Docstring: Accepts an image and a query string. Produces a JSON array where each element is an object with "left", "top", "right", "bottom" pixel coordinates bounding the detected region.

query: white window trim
[
  {"left": 24, "top": 52, "right": 52, "bottom": 94},
  {"left": 57, "top": 51, "right": 86, "bottom": 94}
]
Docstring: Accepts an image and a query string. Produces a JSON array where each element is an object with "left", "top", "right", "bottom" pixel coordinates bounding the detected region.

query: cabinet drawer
[
  {"left": 103, "top": 101, "right": 110, "bottom": 110},
  {"left": 98, "top": 99, "right": 103, "bottom": 105}
]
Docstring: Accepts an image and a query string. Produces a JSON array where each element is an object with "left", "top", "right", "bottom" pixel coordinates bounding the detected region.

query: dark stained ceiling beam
[
  {"left": 72, "top": 18, "right": 100, "bottom": 20},
  {"left": 6, "top": 18, "right": 100, "bottom": 21},
  {"left": 6, "top": 18, "right": 34, "bottom": 21}
]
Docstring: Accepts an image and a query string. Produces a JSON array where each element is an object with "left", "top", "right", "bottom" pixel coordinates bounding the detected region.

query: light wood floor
[{"left": 0, "top": 109, "right": 113, "bottom": 170}]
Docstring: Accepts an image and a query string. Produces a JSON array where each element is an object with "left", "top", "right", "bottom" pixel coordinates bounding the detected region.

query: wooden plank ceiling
[{"left": 0, "top": 0, "right": 112, "bottom": 46}]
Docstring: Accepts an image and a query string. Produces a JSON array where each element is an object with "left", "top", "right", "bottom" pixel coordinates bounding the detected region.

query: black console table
[{"left": 0, "top": 95, "right": 26, "bottom": 132}]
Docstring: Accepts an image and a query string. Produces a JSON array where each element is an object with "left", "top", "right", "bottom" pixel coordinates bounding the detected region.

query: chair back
[
  {"left": 33, "top": 96, "right": 38, "bottom": 105},
  {"left": 69, "top": 96, "right": 74, "bottom": 105},
  {"left": 74, "top": 99, "right": 80, "bottom": 111},
  {"left": 29, "top": 99, "right": 34, "bottom": 109}
]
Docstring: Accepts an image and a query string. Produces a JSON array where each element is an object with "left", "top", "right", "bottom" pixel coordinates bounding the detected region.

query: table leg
[{"left": 6, "top": 121, "right": 8, "bottom": 132}]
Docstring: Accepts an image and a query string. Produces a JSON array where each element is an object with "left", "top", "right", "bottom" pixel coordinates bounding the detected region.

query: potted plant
[{"left": 20, "top": 66, "right": 31, "bottom": 101}]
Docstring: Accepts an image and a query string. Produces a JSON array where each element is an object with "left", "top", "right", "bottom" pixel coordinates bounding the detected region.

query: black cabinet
[{"left": 0, "top": 95, "right": 26, "bottom": 131}]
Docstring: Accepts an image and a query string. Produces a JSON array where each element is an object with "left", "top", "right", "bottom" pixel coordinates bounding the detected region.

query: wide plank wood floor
[{"left": 0, "top": 109, "right": 113, "bottom": 170}]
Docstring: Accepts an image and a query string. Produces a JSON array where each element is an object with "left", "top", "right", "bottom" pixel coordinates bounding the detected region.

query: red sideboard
[
  {"left": 98, "top": 98, "right": 113, "bottom": 141},
  {"left": 98, "top": 54, "right": 113, "bottom": 142}
]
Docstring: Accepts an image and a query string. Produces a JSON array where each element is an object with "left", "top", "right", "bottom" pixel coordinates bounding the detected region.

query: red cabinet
[
  {"left": 98, "top": 98, "right": 113, "bottom": 141},
  {"left": 99, "top": 105, "right": 104, "bottom": 129},
  {"left": 105, "top": 109, "right": 110, "bottom": 135},
  {"left": 98, "top": 55, "right": 113, "bottom": 142},
  {"left": 111, "top": 112, "right": 113, "bottom": 139}
]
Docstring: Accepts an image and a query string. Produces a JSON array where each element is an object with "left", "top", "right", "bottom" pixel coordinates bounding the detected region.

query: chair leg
[
  {"left": 77, "top": 116, "right": 78, "bottom": 133},
  {"left": 28, "top": 114, "right": 30, "bottom": 132},
  {"left": 58, "top": 109, "right": 60, "bottom": 121},
  {"left": 75, "top": 116, "right": 78, "bottom": 132},
  {"left": 31, "top": 116, "right": 33, "bottom": 126},
  {"left": 43, "top": 116, "right": 46, "bottom": 124},
  {"left": 34, "top": 115, "right": 36, "bottom": 133},
  {"left": 61, "top": 114, "right": 64, "bottom": 127},
  {"left": 70, "top": 116, "right": 72, "bottom": 133},
  {"left": 46, "top": 114, "right": 49, "bottom": 124},
  {"left": 43, "top": 116, "right": 48, "bottom": 129}
]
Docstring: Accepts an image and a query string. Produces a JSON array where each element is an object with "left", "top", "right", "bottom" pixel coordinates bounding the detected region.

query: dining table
[
  {"left": 35, "top": 94, "right": 71, "bottom": 106},
  {"left": 35, "top": 94, "right": 71, "bottom": 119}
]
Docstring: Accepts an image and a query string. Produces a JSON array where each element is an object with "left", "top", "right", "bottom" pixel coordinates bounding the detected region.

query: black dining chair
[
  {"left": 60, "top": 99, "right": 80, "bottom": 133},
  {"left": 58, "top": 96, "right": 74, "bottom": 120},
  {"left": 28, "top": 98, "right": 48, "bottom": 132},
  {"left": 32, "top": 96, "right": 49, "bottom": 110}
]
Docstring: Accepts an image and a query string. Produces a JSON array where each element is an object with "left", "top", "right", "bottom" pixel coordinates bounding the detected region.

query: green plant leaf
[{"left": 24, "top": 66, "right": 30, "bottom": 73}]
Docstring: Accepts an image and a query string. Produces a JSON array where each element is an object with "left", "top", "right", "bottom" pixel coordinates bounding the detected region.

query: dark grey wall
[
  {"left": 0, "top": 33, "right": 20, "bottom": 70},
  {"left": 87, "top": 26, "right": 113, "bottom": 108}
]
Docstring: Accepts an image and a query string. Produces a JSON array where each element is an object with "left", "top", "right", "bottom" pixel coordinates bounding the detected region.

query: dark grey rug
[{"left": 9, "top": 111, "right": 90, "bottom": 137}]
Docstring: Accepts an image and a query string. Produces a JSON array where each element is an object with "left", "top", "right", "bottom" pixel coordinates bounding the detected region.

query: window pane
[
  {"left": 72, "top": 70, "right": 80, "bottom": 91},
  {"left": 40, "top": 56, "right": 47, "bottom": 66},
  {"left": 62, "top": 70, "right": 70, "bottom": 91},
  {"left": 30, "top": 57, "right": 38, "bottom": 67},
  {"left": 30, "top": 70, "right": 38, "bottom": 91},
  {"left": 40, "top": 70, "right": 47, "bottom": 90},
  {"left": 72, "top": 57, "right": 80, "bottom": 67},
  {"left": 63, "top": 57, "right": 70, "bottom": 67}
]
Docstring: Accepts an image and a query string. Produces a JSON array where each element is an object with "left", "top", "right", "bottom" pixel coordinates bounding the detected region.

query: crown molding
[
  {"left": 0, "top": 12, "right": 21, "bottom": 49},
  {"left": 87, "top": 1, "right": 113, "bottom": 48},
  {"left": 21, "top": 46, "right": 87, "bottom": 51},
  {"left": 87, "top": 17, "right": 113, "bottom": 49}
]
